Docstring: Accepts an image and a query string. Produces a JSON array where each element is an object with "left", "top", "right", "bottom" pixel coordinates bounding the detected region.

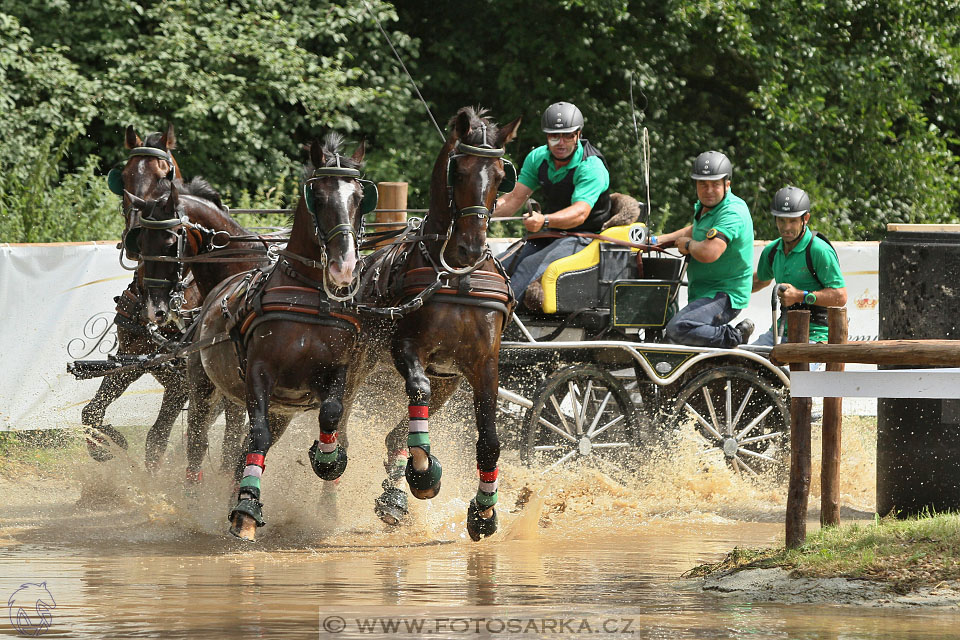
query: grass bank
[
  {"left": 0, "top": 430, "right": 85, "bottom": 478},
  {"left": 686, "top": 513, "right": 960, "bottom": 593}
]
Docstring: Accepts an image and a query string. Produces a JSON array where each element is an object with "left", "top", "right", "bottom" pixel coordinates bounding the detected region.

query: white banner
[{"left": 0, "top": 240, "right": 881, "bottom": 431}]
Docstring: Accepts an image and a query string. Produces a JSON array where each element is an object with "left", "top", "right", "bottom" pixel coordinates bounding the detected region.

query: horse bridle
[
  {"left": 283, "top": 163, "right": 374, "bottom": 302},
  {"left": 438, "top": 137, "right": 516, "bottom": 275},
  {"left": 131, "top": 198, "right": 229, "bottom": 316},
  {"left": 110, "top": 145, "right": 178, "bottom": 270}
]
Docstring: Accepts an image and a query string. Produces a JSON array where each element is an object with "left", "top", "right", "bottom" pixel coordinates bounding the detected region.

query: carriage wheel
[
  {"left": 520, "top": 365, "right": 639, "bottom": 470},
  {"left": 669, "top": 366, "right": 789, "bottom": 480}
]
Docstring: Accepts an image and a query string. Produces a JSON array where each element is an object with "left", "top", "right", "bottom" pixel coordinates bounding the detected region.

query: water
[{"left": 1, "top": 394, "right": 956, "bottom": 638}]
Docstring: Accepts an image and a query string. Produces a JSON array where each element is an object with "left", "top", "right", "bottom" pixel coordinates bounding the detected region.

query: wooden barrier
[
  {"left": 773, "top": 310, "right": 960, "bottom": 548},
  {"left": 821, "top": 307, "right": 847, "bottom": 528}
]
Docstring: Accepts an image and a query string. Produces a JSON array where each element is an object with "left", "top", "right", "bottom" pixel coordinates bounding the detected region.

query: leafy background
[{"left": 1, "top": 0, "right": 957, "bottom": 242}]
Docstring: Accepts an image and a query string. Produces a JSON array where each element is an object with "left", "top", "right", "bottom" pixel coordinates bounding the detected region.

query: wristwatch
[
  {"left": 542, "top": 215, "right": 550, "bottom": 230},
  {"left": 803, "top": 290, "right": 817, "bottom": 304}
]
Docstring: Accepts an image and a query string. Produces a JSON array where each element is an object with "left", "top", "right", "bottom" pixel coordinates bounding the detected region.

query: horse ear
[
  {"left": 167, "top": 183, "right": 179, "bottom": 212},
  {"left": 310, "top": 139, "right": 324, "bottom": 169},
  {"left": 497, "top": 116, "right": 522, "bottom": 147},
  {"left": 351, "top": 138, "right": 366, "bottom": 164},
  {"left": 163, "top": 123, "right": 177, "bottom": 149},
  {"left": 454, "top": 109, "right": 472, "bottom": 142},
  {"left": 123, "top": 190, "right": 146, "bottom": 208},
  {"left": 125, "top": 125, "right": 141, "bottom": 150}
]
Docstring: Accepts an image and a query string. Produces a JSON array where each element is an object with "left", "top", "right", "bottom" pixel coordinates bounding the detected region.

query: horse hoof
[
  {"left": 405, "top": 452, "right": 442, "bottom": 500},
  {"left": 228, "top": 513, "right": 258, "bottom": 541},
  {"left": 228, "top": 496, "right": 265, "bottom": 541},
  {"left": 85, "top": 425, "right": 128, "bottom": 462},
  {"left": 308, "top": 441, "right": 348, "bottom": 481},
  {"left": 466, "top": 498, "right": 497, "bottom": 542},
  {"left": 374, "top": 486, "right": 408, "bottom": 525}
]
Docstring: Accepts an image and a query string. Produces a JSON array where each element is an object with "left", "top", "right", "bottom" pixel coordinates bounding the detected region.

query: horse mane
[
  {"left": 448, "top": 106, "right": 500, "bottom": 147},
  {"left": 179, "top": 176, "right": 224, "bottom": 210},
  {"left": 305, "top": 132, "right": 365, "bottom": 175}
]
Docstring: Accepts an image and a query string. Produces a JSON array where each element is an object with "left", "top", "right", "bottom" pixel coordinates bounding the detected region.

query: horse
[
  {"left": 168, "top": 134, "right": 373, "bottom": 539},
  {"left": 346, "top": 106, "right": 521, "bottom": 540},
  {"left": 125, "top": 176, "right": 278, "bottom": 483},
  {"left": 82, "top": 124, "right": 228, "bottom": 471}
]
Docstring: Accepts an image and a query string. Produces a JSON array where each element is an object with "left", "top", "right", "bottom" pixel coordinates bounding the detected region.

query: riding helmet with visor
[
  {"left": 770, "top": 186, "right": 811, "bottom": 217},
  {"left": 691, "top": 150, "right": 732, "bottom": 181},
  {"left": 542, "top": 102, "right": 584, "bottom": 134}
]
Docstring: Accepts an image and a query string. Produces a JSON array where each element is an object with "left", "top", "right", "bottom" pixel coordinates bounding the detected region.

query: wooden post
[
  {"left": 786, "top": 309, "right": 812, "bottom": 549},
  {"left": 820, "top": 307, "right": 847, "bottom": 528},
  {"left": 375, "top": 182, "right": 408, "bottom": 247}
]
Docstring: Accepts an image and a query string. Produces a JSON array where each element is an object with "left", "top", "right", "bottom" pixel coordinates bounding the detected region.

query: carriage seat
[{"left": 540, "top": 222, "right": 647, "bottom": 314}]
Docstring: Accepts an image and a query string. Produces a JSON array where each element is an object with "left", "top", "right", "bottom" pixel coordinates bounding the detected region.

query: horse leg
[
  {"left": 374, "top": 375, "right": 460, "bottom": 524},
  {"left": 307, "top": 368, "right": 349, "bottom": 482},
  {"left": 391, "top": 343, "right": 442, "bottom": 501},
  {"left": 184, "top": 357, "right": 220, "bottom": 484},
  {"left": 466, "top": 360, "right": 501, "bottom": 541},
  {"left": 143, "top": 367, "right": 189, "bottom": 473},
  {"left": 80, "top": 368, "right": 140, "bottom": 461},
  {"left": 229, "top": 361, "right": 278, "bottom": 541},
  {"left": 220, "top": 400, "right": 248, "bottom": 482}
]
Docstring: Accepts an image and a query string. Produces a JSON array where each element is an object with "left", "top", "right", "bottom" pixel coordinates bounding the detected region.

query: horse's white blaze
[{"left": 327, "top": 180, "right": 359, "bottom": 286}]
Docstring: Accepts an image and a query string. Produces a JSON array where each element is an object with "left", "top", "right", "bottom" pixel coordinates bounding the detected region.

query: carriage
[{"left": 492, "top": 215, "right": 792, "bottom": 480}]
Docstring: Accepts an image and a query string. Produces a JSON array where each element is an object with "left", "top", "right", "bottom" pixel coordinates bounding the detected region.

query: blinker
[{"left": 107, "top": 168, "right": 124, "bottom": 196}]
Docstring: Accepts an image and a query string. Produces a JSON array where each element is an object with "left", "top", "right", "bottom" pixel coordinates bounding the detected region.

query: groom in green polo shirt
[
  {"left": 751, "top": 186, "right": 847, "bottom": 344},
  {"left": 655, "top": 151, "right": 755, "bottom": 348}
]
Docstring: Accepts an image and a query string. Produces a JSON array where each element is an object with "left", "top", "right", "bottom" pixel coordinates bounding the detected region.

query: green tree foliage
[
  {"left": 395, "top": 0, "right": 960, "bottom": 240},
  {"left": 1, "top": 0, "right": 958, "bottom": 242}
]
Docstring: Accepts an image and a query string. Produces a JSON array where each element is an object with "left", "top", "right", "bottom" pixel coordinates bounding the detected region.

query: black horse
[{"left": 346, "top": 107, "right": 521, "bottom": 540}]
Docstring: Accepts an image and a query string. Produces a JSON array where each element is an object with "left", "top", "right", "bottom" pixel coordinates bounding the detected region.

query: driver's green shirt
[
  {"left": 516, "top": 142, "right": 609, "bottom": 208},
  {"left": 686, "top": 191, "right": 754, "bottom": 309}
]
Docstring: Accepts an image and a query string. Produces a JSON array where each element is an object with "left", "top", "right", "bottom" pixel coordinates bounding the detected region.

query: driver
[{"left": 495, "top": 101, "right": 612, "bottom": 305}]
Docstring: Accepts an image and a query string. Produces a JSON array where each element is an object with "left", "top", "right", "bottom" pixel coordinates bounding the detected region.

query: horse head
[
  {"left": 430, "top": 107, "right": 521, "bottom": 274},
  {"left": 109, "top": 124, "right": 181, "bottom": 260},
  {"left": 289, "top": 134, "right": 374, "bottom": 295},
  {"left": 126, "top": 182, "right": 211, "bottom": 327}
]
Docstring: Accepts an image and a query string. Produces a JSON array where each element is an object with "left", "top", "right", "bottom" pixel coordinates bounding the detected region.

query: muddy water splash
[{"left": 0, "top": 380, "right": 904, "bottom": 638}]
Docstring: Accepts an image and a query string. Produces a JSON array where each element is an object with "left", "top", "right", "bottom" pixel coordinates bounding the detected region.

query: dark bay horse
[
  {"left": 174, "top": 135, "right": 372, "bottom": 540},
  {"left": 348, "top": 107, "right": 520, "bottom": 540},
  {"left": 82, "top": 124, "right": 224, "bottom": 470},
  {"left": 126, "top": 176, "right": 278, "bottom": 483}
]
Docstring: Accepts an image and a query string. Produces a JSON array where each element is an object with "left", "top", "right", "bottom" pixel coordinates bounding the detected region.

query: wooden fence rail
[{"left": 771, "top": 309, "right": 960, "bottom": 548}]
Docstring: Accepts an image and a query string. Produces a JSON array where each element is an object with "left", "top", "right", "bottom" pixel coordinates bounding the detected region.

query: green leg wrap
[
  {"left": 308, "top": 441, "right": 348, "bottom": 481},
  {"left": 467, "top": 498, "right": 498, "bottom": 541},
  {"left": 475, "top": 488, "right": 499, "bottom": 508},
  {"left": 407, "top": 431, "right": 430, "bottom": 452}
]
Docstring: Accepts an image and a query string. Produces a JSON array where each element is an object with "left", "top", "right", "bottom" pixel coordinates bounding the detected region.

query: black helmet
[
  {"left": 541, "top": 102, "right": 584, "bottom": 134},
  {"left": 771, "top": 186, "right": 811, "bottom": 217},
  {"left": 691, "top": 151, "right": 732, "bottom": 181}
]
